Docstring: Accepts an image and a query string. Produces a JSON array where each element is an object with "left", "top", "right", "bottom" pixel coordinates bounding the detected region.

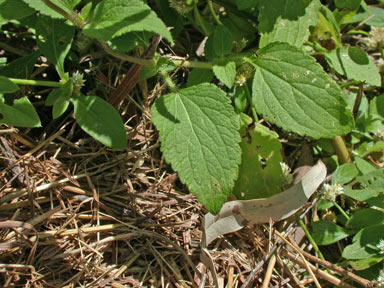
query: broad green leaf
[
  {"left": 312, "top": 221, "right": 353, "bottom": 245},
  {"left": 342, "top": 224, "right": 384, "bottom": 259},
  {"left": 332, "top": 163, "right": 358, "bottom": 185},
  {"left": 83, "top": 0, "right": 172, "bottom": 43},
  {"left": 213, "top": 25, "right": 233, "bottom": 57},
  {"left": 187, "top": 69, "right": 214, "bottom": 87},
  {"left": 0, "top": 51, "right": 39, "bottom": 79},
  {"left": 326, "top": 47, "right": 381, "bottom": 86},
  {"left": 73, "top": 95, "right": 127, "bottom": 150},
  {"left": 0, "top": 76, "right": 19, "bottom": 94},
  {"left": 258, "top": 0, "right": 320, "bottom": 48},
  {"left": 0, "top": 95, "right": 41, "bottom": 127},
  {"left": 0, "top": 0, "right": 35, "bottom": 24},
  {"left": 346, "top": 208, "right": 384, "bottom": 230},
  {"left": 251, "top": 42, "right": 354, "bottom": 138},
  {"left": 236, "top": 0, "right": 258, "bottom": 10},
  {"left": 36, "top": 16, "right": 75, "bottom": 79},
  {"left": 20, "top": 0, "right": 81, "bottom": 18},
  {"left": 335, "top": 0, "right": 361, "bottom": 10},
  {"left": 213, "top": 61, "right": 236, "bottom": 88},
  {"left": 233, "top": 124, "right": 284, "bottom": 200},
  {"left": 151, "top": 83, "right": 241, "bottom": 214}
]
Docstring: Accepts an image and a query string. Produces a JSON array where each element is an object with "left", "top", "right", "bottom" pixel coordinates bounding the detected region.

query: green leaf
[
  {"left": 233, "top": 124, "right": 284, "bottom": 200},
  {"left": 108, "top": 31, "right": 153, "bottom": 53},
  {"left": 0, "top": 0, "right": 35, "bottom": 24},
  {"left": 36, "top": 16, "right": 75, "bottom": 79},
  {"left": 251, "top": 42, "right": 354, "bottom": 138},
  {"left": 151, "top": 83, "right": 241, "bottom": 214},
  {"left": 346, "top": 208, "right": 384, "bottom": 230},
  {"left": 335, "top": 0, "right": 361, "bottom": 10},
  {"left": 213, "top": 61, "right": 236, "bottom": 88},
  {"left": 258, "top": 0, "right": 320, "bottom": 48},
  {"left": 72, "top": 95, "right": 127, "bottom": 150},
  {"left": 311, "top": 221, "right": 353, "bottom": 245},
  {"left": 52, "top": 96, "right": 70, "bottom": 119},
  {"left": 139, "top": 58, "right": 176, "bottom": 81},
  {"left": 314, "top": 7, "right": 341, "bottom": 48},
  {"left": 342, "top": 224, "right": 384, "bottom": 259},
  {"left": 348, "top": 255, "right": 384, "bottom": 270},
  {"left": 20, "top": 0, "right": 81, "bottom": 18},
  {"left": 0, "top": 51, "right": 39, "bottom": 79},
  {"left": 332, "top": 163, "right": 358, "bottom": 185},
  {"left": 326, "top": 47, "right": 381, "bottom": 86},
  {"left": 187, "top": 69, "right": 214, "bottom": 87},
  {"left": 83, "top": 0, "right": 172, "bottom": 43},
  {"left": 355, "top": 157, "right": 377, "bottom": 174},
  {"left": 0, "top": 76, "right": 19, "bottom": 94},
  {"left": 213, "top": 25, "right": 233, "bottom": 57},
  {"left": 0, "top": 95, "right": 41, "bottom": 127},
  {"left": 46, "top": 80, "right": 73, "bottom": 107}
]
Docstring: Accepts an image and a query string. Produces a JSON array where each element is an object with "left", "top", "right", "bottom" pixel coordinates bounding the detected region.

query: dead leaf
[{"left": 202, "top": 161, "right": 327, "bottom": 247}]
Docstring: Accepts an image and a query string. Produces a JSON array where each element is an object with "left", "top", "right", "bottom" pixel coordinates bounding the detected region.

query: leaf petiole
[{"left": 8, "top": 78, "right": 62, "bottom": 88}]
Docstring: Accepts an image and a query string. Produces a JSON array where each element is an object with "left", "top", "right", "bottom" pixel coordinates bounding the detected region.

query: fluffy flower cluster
[
  {"left": 72, "top": 71, "right": 86, "bottom": 95},
  {"left": 321, "top": 183, "right": 343, "bottom": 202}
]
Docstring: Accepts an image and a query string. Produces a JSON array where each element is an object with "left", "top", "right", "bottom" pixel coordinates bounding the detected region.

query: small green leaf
[
  {"left": 52, "top": 96, "right": 70, "bottom": 119},
  {"left": 258, "top": 0, "right": 320, "bottom": 48},
  {"left": 73, "top": 95, "right": 127, "bottom": 150},
  {"left": 312, "top": 221, "right": 353, "bottom": 245},
  {"left": 348, "top": 255, "right": 384, "bottom": 271},
  {"left": 187, "top": 69, "right": 214, "bottom": 87},
  {"left": 213, "top": 25, "right": 233, "bottom": 57},
  {"left": 233, "top": 124, "right": 284, "bottom": 200},
  {"left": 83, "top": 0, "right": 172, "bottom": 43},
  {"left": 46, "top": 80, "right": 73, "bottom": 107},
  {"left": 139, "top": 58, "right": 176, "bottom": 81},
  {"left": 332, "top": 163, "right": 358, "bottom": 185},
  {"left": 36, "top": 16, "right": 75, "bottom": 79},
  {"left": 355, "top": 157, "right": 377, "bottom": 174},
  {"left": 213, "top": 61, "right": 236, "bottom": 88},
  {"left": 0, "top": 76, "right": 19, "bottom": 94},
  {"left": 0, "top": 0, "right": 35, "bottom": 23},
  {"left": 108, "top": 31, "right": 153, "bottom": 53},
  {"left": 151, "top": 83, "right": 241, "bottom": 214},
  {"left": 326, "top": 47, "right": 381, "bottom": 86},
  {"left": 346, "top": 208, "right": 384, "bottom": 230},
  {"left": 0, "top": 95, "right": 41, "bottom": 127},
  {"left": 342, "top": 224, "right": 384, "bottom": 259},
  {"left": 251, "top": 42, "right": 354, "bottom": 138}
]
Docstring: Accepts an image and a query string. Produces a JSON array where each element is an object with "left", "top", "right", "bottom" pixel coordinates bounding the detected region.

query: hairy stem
[{"left": 331, "top": 136, "right": 352, "bottom": 164}]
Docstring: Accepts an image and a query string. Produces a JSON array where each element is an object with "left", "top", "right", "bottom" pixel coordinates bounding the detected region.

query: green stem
[
  {"left": 194, "top": 4, "right": 210, "bottom": 36},
  {"left": 160, "top": 70, "right": 177, "bottom": 93},
  {"left": 333, "top": 200, "right": 350, "bottom": 221},
  {"left": 297, "top": 217, "right": 325, "bottom": 260},
  {"left": 8, "top": 78, "right": 62, "bottom": 88},
  {"left": 331, "top": 136, "right": 351, "bottom": 164},
  {"left": 207, "top": 0, "right": 222, "bottom": 25},
  {"left": 42, "top": 0, "right": 85, "bottom": 28},
  {"left": 243, "top": 84, "right": 258, "bottom": 122}
]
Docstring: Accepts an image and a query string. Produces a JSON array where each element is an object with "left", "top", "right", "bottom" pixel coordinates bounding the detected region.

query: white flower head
[
  {"left": 377, "top": 270, "right": 384, "bottom": 287},
  {"left": 377, "top": 239, "right": 384, "bottom": 254},
  {"left": 321, "top": 183, "right": 343, "bottom": 201},
  {"left": 280, "top": 162, "right": 293, "bottom": 185}
]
